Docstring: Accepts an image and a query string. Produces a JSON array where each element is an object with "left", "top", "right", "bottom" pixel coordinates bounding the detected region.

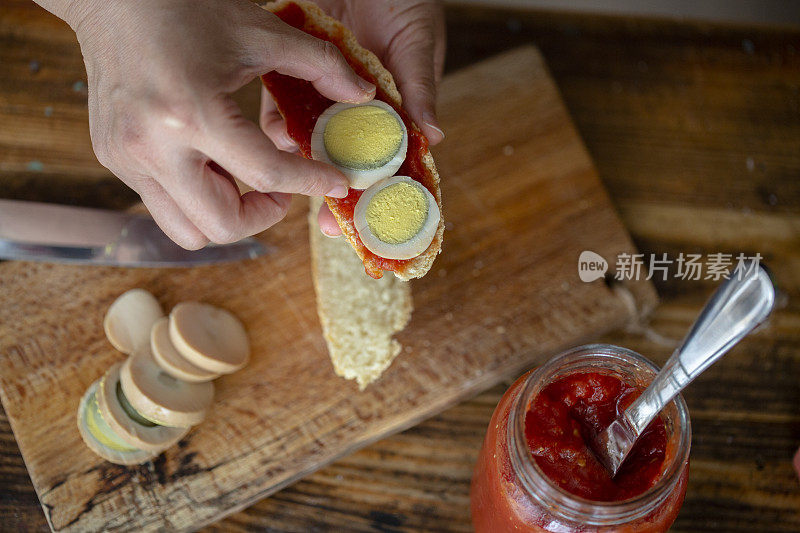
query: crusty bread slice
[
  {"left": 263, "top": 0, "right": 444, "bottom": 281},
  {"left": 308, "top": 197, "right": 412, "bottom": 389}
]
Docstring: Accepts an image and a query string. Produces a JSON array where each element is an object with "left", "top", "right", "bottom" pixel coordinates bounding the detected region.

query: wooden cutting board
[{"left": 0, "top": 46, "right": 656, "bottom": 532}]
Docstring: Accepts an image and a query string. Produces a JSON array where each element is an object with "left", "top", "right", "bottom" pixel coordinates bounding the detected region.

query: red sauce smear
[
  {"left": 526, "top": 372, "right": 668, "bottom": 502},
  {"left": 262, "top": 2, "right": 435, "bottom": 278}
]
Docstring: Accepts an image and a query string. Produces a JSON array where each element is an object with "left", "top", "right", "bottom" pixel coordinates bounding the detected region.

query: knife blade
[{"left": 0, "top": 199, "right": 269, "bottom": 267}]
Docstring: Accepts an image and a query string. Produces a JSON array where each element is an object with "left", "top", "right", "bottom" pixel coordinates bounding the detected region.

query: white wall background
[{"left": 448, "top": 0, "right": 800, "bottom": 27}]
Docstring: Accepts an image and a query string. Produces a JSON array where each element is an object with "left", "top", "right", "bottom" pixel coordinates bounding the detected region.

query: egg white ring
[
  {"left": 77, "top": 379, "right": 159, "bottom": 465},
  {"left": 97, "top": 362, "right": 189, "bottom": 451},
  {"left": 311, "top": 100, "right": 408, "bottom": 190},
  {"left": 353, "top": 176, "right": 440, "bottom": 260}
]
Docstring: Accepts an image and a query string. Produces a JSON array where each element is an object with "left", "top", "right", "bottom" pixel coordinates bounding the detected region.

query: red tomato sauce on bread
[{"left": 261, "top": 2, "right": 435, "bottom": 278}]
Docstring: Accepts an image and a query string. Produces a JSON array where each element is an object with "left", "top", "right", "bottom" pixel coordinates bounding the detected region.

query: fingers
[
  {"left": 268, "top": 22, "right": 376, "bottom": 104},
  {"left": 134, "top": 178, "right": 209, "bottom": 250},
  {"left": 259, "top": 85, "right": 297, "bottom": 152},
  {"left": 317, "top": 201, "right": 342, "bottom": 237},
  {"left": 199, "top": 95, "right": 349, "bottom": 197},
  {"left": 159, "top": 154, "right": 292, "bottom": 245},
  {"left": 384, "top": 6, "right": 446, "bottom": 145}
]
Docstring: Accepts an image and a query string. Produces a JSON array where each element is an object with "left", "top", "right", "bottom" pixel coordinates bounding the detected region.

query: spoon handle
[{"left": 624, "top": 261, "right": 775, "bottom": 435}]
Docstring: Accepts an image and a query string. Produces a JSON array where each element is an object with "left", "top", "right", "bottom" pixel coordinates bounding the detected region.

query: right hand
[{"left": 69, "top": 0, "right": 375, "bottom": 249}]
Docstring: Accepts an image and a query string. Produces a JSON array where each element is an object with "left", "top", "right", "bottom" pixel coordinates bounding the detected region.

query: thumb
[
  {"left": 266, "top": 19, "right": 376, "bottom": 104},
  {"left": 199, "top": 95, "right": 349, "bottom": 198}
]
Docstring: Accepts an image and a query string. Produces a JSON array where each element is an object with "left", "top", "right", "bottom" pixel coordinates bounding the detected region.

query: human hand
[
  {"left": 62, "top": 0, "right": 376, "bottom": 248},
  {"left": 258, "top": 0, "right": 446, "bottom": 237}
]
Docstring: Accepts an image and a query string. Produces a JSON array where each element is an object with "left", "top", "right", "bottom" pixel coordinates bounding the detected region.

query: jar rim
[{"left": 508, "top": 344, "right": 692, "bottom": 525}]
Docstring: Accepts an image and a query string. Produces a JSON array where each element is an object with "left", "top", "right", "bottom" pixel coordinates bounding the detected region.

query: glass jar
[{"left": 470, "top": 344, "right": 691, "bottom": 532}]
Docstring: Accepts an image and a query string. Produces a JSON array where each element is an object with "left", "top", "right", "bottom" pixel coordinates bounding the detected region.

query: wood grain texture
[
  {"left": 212, "top": 7, "right": 800, "bottom": 532},
  {"left": 2, "top": 2, "right": 799, "bottom": 532},
  {"left": 0, "top": 44, "right": 654, "bottom": 531}
]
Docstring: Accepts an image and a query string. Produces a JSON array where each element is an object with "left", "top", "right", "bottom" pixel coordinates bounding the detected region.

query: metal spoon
[{"left": 593, "top": 260, "right": 776, "bottom": 477}]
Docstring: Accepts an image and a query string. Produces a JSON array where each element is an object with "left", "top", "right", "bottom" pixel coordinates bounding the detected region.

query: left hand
[{"left": 259, "top": 0, "right": 446, "bottom": 237}]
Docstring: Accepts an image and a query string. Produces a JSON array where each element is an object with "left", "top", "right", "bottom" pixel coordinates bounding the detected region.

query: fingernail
[
  {"left": 423, "top": 112, "right": 445, "bottom": 140},
  {"left": 281, "top": 131, "right": 297, "bottom": 147},
  {"left": 281, "top": 132, "right": 298, "bottom": 152},
  {"left": 325, "top": 184, "right": 349, "bottom": 198},
  {"left": 357, "top": 77, "right": 376, "bottom": 95},
  {"left": 321, "top": 227, "right": 342, "bottom": 239}
]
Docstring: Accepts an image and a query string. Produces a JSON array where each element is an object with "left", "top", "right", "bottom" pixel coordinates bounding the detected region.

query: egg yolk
[
  {"left": 323, "top": 105, "right": 403, "bottom": 170},
  {"left": 86, "top": 392, "right": 138, "bottom": 452},
  {"left": 365, "top": 182, "right": 428, "bottom": 244}
]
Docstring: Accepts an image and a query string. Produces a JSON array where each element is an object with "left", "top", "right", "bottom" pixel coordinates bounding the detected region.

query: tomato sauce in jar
[
  {"left": 471, "top": 345, "right": 691, "bottom": 533},
  {"left": 527, "top": 372, "right": 668, "bottom": 502}
]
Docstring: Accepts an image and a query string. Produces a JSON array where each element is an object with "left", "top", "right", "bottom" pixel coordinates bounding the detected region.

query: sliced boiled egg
[
  {"left": 77, "top": 379, "right": 159, "bottom": 465},
  {"left": 104, "top": 288, "right": 164, "bottom": 354},
  {"left": 151, "top": 317, "right": 220, "bottom": 383},
  {"left": 353, "top": 176, "right": 440, "bottom": 260},
  {"left": 311, "top": 100, "right": 407, "bottom": 190},
  {"left": 168, "top": 302, "right": 249, "bottom": 375},
  {"left": 120, "top": 348, "right": 214, "bottom": 428},
  {"left": 96, "top": 362, "right": 188, "bottom": 452}
]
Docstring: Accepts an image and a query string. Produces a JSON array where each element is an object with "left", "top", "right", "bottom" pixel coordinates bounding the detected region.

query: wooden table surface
[{"left": 2, "top": 3, "right": 799, "bottom": 532}]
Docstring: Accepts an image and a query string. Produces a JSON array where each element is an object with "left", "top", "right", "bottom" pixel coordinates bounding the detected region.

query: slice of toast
[
  {"left": 308, "top": 197, "right": 412, "bottom": 389},
  {"left": 262, "top": 0, "right": 444, "bottom": 280}
]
